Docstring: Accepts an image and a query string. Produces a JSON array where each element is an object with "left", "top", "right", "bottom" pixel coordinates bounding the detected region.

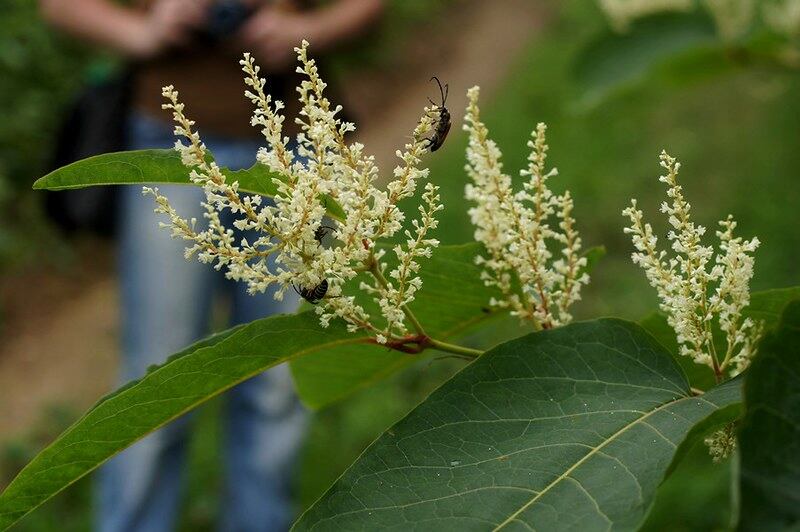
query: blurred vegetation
[
  {"left": 423, "top": 1, "right": 800, "bottom": 319},
  {"left": 0, "top": 0, "right": 94, "bottom": 270},
  {"left": 3, "top": 0, "right": 800, "bottom": 531}
]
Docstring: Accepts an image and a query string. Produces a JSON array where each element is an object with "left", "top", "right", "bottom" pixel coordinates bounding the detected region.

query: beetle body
[{"left": 427, "top": 76, "right": 451, "bottom": 152}]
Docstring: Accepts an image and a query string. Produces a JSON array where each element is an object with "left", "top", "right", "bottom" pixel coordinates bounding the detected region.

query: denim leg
[
  {"left": 212, "top": 138, "right": 308, "bottom": 532},
  {"left": 97, "top": 183, "right": 213, "bottom": 532},
  {"left": 98, "top": 113, "right": 308, "bottom": 532},
  {"left": 97, "top": 114, "right": 215, "bottom": 532},
  {"left": 221, "top": 278, "right": 307, "bottom": 532}
]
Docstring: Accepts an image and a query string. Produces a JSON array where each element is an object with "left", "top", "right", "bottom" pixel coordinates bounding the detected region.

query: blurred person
[{"left": 38, "top": 0, "right": 384, "bottom": 531}]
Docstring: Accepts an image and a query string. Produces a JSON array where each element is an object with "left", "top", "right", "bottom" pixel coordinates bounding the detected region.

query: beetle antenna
[{"left": 430, "top": 76, "right": 446, "bottom": 106}]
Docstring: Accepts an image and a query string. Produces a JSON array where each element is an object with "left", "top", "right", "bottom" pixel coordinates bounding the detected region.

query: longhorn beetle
[{"left": 426, "top": 76, "right": 451, "bottom": 152}]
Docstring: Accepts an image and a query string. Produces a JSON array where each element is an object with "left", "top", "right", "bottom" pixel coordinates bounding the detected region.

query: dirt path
[{"left": 0, "top": 0, "right": 547, "bottom": 440}]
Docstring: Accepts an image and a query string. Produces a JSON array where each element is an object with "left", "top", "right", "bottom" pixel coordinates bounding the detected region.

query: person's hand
[
  {"left": 138, "top": 0, "right": 209, "bottom": 57},
  {"left": 237, "top": 7, "right": 322, "bottom": 71}
]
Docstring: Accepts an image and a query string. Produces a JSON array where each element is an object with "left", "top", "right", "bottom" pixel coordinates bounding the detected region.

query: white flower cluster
[
  {"left": 145, "top": 41, "right": 441, "bottom": 344},
  {"left": 704, "top": 423, "right": 737, "bottom": 462},
  {"left": 596, "top": 0, "right": 693, "bottom": 31},
  {"left": 463, "top": 86, "right": 589, "bottom": 330},
  {"left": 623, "top": 151, "right": 761, "bottom": 376}
]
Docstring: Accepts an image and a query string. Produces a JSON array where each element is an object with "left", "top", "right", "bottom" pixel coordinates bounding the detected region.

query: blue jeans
[{"left": 96, "top": 114, "right": 307, "bottom": 532}]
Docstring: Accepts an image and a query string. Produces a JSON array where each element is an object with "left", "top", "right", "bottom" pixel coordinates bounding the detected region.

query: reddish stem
[{"left": 367, "top": 334, "right": 432, "bottom": 354}]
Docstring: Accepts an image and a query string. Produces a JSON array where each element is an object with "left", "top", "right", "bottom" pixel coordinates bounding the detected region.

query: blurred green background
[{"left": 2, "top": 0, "right": 798, "bottom": 530}]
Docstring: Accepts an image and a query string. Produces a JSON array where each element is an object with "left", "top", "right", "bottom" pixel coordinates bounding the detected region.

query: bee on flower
[
  {"left": 463, "top": 86, "right": 590, "bottom": 330},
  {"left": 144, "top": 41, "right": 443, "bottom": 347},
  {"left": 622, "top": 151, "right": 762, "bottom": 378}
]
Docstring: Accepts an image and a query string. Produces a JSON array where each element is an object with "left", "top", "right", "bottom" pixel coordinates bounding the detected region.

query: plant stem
[
  {"left": 362, "top": 253, "right": 483, "bottom": 359},
  {"left": 428, "top": 338, "right": 484, "bottom": 358},
  {"left": 367, "top": 255, "right": 426, "bottom": 336}
]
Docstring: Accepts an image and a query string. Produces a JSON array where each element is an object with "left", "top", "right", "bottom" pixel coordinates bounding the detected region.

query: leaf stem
[
  {"left": 427, "top": 338, "right": 483, "bottom": 358},
  {"left": 363, "top": 253, "right": 483, "bottom": 359}
]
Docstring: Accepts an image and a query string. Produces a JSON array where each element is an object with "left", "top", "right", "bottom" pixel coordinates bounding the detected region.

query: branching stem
[{"left": 364, "top": 253, "right": 484, "bottom": 359}]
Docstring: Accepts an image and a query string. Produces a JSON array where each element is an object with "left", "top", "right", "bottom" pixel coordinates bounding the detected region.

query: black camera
[{"left": 200, "top": 0, "right": 254, "bottom": 42}]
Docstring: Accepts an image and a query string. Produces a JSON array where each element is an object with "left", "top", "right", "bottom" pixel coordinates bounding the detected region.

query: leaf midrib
[{"left": 492, "top": 392, "right": 694, "bottom": 530}]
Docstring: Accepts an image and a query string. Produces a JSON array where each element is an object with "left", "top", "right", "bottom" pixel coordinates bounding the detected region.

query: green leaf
[
  {"left": 573, "top": 12, "right": 718, "bottom": 108},
  {"left": 738, "top": 300, "right": 800, "bottom": 531},
  {"left": 0, "top": 312, "right": 368, "bottom": 530},
  {"left": 32, "top": 149, "right": 345, "bottom": 219},
  {"left": 294, "top": 318, "right": 742, "bottom": 531},
  {"left": 290, "top": 245, "right": 607, "bottom": 410},
  {"left": 744, "top": 286, "right": 800, "bottom": 324},
  {"left": 639, "top": 312, "right": 718, "bottom": 391}
]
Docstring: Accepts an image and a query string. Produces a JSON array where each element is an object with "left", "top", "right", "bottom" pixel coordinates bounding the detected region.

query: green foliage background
[
  {"left": 2, "top": 0, "right": 800, "bottom": 530},
  {"left": 0, "top": 0, "right": 94, "bottom": 268}
]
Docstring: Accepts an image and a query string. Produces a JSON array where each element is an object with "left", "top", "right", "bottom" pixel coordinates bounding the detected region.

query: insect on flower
[
  {"left": 426, "top": 76, "right": 451, "bottom": 152},
  {"left": 293, "top": 279, "right": 329, "bottom": 305},
  {"left": 313, "top": 224, "right": 336, "bottom": 245}
]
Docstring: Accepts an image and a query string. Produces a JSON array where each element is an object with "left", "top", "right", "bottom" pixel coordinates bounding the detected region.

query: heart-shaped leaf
[{"left": 295, "top": 319, "right": 741, "bottom": 531}]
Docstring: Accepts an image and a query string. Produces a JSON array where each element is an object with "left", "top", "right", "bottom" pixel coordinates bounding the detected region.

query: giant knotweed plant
[
  {"left": 10, "top": 35, "right": 800, "bottom": 532},
  {"left": 463, "top": 87, "right": 589, "bottom": 329},
  {"left": 623, "top": 151, "right": 762, "bottom": 380}
]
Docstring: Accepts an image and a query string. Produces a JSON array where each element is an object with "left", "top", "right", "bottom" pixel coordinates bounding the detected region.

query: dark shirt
[{"left": 133, "top": 0, "right": 304, "bottom": 138}]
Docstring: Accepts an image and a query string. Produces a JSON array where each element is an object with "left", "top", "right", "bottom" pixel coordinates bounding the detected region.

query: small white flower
[
  {"left": 463, "top": 86, "right": 589, "bottom": 329},
  {"left": 623, "top": 151, "right": 761, "bottom": 377},
  {"left": 704, "top": 423, "right": 737, "bottom": 462}
]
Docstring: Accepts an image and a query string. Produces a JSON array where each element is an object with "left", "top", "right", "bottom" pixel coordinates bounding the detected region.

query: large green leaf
[
  {"left": 291, "top": 245, "right": 607, "bottom": 410},
  {"left": 32, "top": 148, "right": 345, "bottom": 219},
  {"left": 294, "top": 318, "right": 741, "bottom": 531},
  {"left": 639, "top": 312, "right": 718, "bottom": 391},
  {"left": 738, "top": 300, "right": 800, "bottom": 531},
  {"left": 0, "top": 312, "right": 368, "bottom": 530},
  {"left": 573, "top": 12, "right": 719, "bottom": 108}
]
